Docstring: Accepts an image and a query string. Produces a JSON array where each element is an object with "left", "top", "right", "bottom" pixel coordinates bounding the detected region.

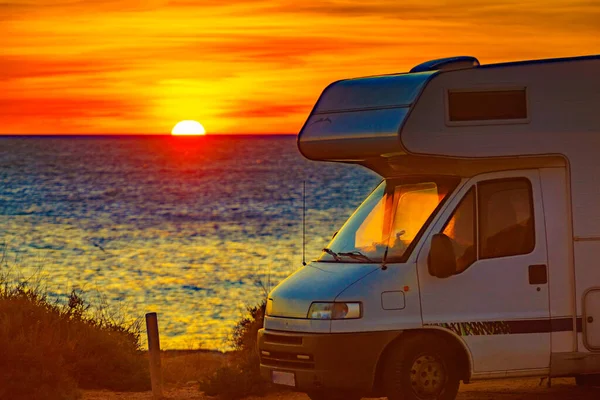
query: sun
[{"left": 171, "top": 120, "right": 206, "bottom": 135}]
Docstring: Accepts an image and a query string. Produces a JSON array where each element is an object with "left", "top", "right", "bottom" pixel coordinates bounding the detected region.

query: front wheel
[
  {"left": 306, "top": 391, "right": 362, "bottom": 400},
  {"left": 383, "top": 335, "right": 460, "bottom": 400}
]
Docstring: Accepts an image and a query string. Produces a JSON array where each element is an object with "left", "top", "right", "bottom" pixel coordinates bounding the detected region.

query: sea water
[{"left": 0, "top": 135, "right": 379, "bottom": 349}]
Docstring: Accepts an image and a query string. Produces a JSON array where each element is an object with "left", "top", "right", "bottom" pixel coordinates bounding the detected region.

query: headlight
[{"left": 307, "top": 302, "right": 362, "bottom": 320}]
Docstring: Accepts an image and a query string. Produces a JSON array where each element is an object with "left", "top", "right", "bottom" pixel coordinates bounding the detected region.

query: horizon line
[{"left": 0, "top": 133, "right": 298, "bottom": 137}]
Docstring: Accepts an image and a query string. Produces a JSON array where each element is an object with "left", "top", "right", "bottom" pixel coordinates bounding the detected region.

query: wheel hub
[{"left": 410, "top": 354, "right": 446, "bottom": 399}]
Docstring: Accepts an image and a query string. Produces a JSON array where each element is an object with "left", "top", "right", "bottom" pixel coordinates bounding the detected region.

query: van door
[{"left": 417, "top": 170, "right": 550, "bottom": 374}]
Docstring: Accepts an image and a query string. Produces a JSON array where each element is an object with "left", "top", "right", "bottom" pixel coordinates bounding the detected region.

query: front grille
[
  {"left": 260, "top": 350, "right": 315, "bottom": 370},
  {"left": 263, "top": 333, "right": 303, "bottom": 346}
]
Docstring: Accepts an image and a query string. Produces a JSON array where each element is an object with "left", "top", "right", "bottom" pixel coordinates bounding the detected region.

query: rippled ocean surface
[{"left": 0, "top": 135, "right": 379, "bottom": 349}]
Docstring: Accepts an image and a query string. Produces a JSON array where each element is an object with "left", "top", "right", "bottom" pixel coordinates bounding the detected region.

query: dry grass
[
  {"left": 162, "top": 351, "right": 227, "bottom": 386},
  {"left": 0, "top": 281, "right": 150, "bottom": 400}
]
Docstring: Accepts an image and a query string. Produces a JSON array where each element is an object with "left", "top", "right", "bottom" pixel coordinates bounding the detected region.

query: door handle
[{"left": 529, "top": 264, "right": 547, "bottom": 285}]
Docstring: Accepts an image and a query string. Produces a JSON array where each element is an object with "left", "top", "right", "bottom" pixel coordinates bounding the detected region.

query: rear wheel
[
  {"left": 383, "top": 335, "right": 460, "bottom": 400},
  {"left": 576, "top": 374, "right": 600, "bottom": 386},
  {"left": 306, "top": 391, "right": 362, "bottom": 400}
]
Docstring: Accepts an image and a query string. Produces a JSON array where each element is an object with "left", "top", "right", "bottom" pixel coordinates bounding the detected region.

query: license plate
[{"left": 272, "top": 370, "right": 296, "bottom": 387}]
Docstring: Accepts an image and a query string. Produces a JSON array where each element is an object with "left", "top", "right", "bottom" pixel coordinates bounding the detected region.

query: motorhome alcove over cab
[{"left": 258, "top": 54, "right": 600, "bottom": 400}]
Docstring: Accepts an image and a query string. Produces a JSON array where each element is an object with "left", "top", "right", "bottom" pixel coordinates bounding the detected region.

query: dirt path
[{"left": 84, "top": 378, "right": 600, "bottom": 400}]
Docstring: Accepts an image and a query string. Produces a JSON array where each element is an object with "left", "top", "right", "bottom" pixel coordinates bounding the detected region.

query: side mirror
[{"left": 428, "top": 233, "right": 457, "bottom": 279}]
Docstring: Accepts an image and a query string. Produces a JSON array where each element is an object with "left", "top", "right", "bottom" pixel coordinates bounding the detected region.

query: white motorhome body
[{"left": 258, "top": 55, "right": 600, "bottom": 400}]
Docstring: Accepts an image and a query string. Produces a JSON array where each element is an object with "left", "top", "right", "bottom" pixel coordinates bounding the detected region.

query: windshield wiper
[
  {"left": 322, "top": 248, "right": 342, "bottom": 262},
  {"left": 338, "top": 251, "right": 375, "bottom": 263}
]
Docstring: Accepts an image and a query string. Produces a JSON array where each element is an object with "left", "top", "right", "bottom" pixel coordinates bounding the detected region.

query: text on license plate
[{"left": 272, "top": 370, "right": 295, "bottom": 387}]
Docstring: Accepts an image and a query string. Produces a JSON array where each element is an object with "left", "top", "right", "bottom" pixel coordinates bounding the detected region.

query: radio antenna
[{"left": 302, "top": 180, "right": 307, "bottom": 266}]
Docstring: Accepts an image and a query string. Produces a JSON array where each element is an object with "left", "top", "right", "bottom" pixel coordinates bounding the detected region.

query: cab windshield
[{"left": 319, "top": 176, "right": 460, "bottom": 263}]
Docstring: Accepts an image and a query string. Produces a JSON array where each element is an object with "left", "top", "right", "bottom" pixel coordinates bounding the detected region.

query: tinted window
[
  {"left": 478, "top": 179, "right": 535, "bottom": 259},
  {"left": 442, "top": 187, "right": 476, "bottom": 273},
  {"left": 448, "top": 89, "right": 527, "bottom": 121}
]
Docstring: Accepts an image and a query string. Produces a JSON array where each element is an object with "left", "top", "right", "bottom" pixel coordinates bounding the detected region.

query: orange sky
[{"left": 1, "top": 0, "right": 599, "bottom": 134}]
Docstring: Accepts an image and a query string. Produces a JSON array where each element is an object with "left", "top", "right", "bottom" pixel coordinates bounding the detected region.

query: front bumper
[{"left": 257, "top": 328, "right": 401, "bottom": 394}]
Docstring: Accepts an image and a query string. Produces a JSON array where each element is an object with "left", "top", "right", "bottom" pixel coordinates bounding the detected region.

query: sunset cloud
[{"left": 1, "top": 0, "right": 598, "bottom": 134}]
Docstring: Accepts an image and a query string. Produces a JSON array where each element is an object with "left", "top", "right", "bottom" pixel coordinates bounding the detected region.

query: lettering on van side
[
  {"left": 427, "top": 317, "right": 582, "bottom": 336},
  {"left": 429, "top": 321, "right": 510, "bottom": 336}
]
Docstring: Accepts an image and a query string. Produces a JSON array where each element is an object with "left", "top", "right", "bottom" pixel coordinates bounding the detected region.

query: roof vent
[{"left": 410, "top": 56, "right": 480, "bottom": 73}]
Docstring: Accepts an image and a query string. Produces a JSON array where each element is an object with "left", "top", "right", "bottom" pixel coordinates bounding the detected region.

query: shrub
[
  {"left": 0, "top": 288, "right": 79, "bottom": 400},
  {"left": 199, "top": 300, "right": 284, "bottom": 399},
  {"left": 0, "top": 282, "right": 150, "bottom": 399},
  {"left": 231, "top": 301, "right": 265, "bottom": 354}
]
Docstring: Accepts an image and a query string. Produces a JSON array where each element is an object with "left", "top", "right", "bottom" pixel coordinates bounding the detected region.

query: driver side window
[{"left": 440, "top": 177, "right": 535, "bottom": 275}]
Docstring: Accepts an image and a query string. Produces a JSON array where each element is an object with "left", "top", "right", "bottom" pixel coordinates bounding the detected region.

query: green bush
[
  {"left": 0, "top": 283, "right": 150, "bottom": 400},
  {"left": 199, "top": 300, "right": 284, "bottom": 399}
]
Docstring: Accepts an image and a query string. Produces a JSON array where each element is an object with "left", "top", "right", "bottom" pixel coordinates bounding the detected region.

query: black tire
[
  {"left": 306, "top": 390, "right": 362, "bottom": 400},
  {"left": 383, "top": 334, "right": 460, "bottom": 400},
  {"left": 576, "top": 374, "right": 600, "bottom": 386}
]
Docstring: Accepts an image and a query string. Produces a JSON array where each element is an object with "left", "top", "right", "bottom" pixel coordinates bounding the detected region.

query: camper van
[{"left": 257, "top": 54, "right": 600, "bottom": 400}]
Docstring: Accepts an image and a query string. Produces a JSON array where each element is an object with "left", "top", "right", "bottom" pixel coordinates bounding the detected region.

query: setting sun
[{"left": 171, "top": 120, "right": 206, "bottom": 135}]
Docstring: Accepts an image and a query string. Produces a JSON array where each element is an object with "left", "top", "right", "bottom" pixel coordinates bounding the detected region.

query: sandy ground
[{"left": 83, "top": 377, "right": 600, "bottom": 399}]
